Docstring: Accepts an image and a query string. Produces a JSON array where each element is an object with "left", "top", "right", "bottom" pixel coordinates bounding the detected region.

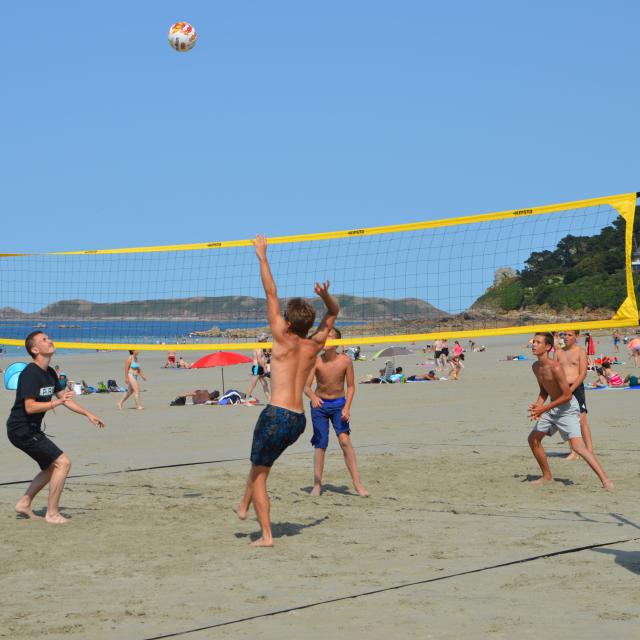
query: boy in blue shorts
[
  {"left": 304, "top": 327, "right": 368, "bottom": 497},
  {"left": 235, "top": 235, "right": 339, "bottom": 547}
]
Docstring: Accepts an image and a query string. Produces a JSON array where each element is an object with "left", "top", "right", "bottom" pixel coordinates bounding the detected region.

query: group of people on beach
[
  {"left": 162, "top": 352, "right": 192, "bottom": 369},
  {"left": 4, "top": 234, "right": 631, "bottom": 542},
  {"left": 4, "top": 235, "right": 368, "bottom": 544},
  {"left": 427, "top": 338, "right": 466, "bottom": 379},
  {"left": 527, "top": 329, "right": 613, "bottom": 489}
]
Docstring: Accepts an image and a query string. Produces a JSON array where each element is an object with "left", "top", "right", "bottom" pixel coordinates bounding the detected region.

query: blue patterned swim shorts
[{"left": 250, "top": 404, "right": 306, "bottom": 467}]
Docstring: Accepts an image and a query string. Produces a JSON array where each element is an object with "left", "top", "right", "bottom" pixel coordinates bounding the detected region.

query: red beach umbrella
[{"left": 190, "top": 351, "right": 252, "bottom": 393}]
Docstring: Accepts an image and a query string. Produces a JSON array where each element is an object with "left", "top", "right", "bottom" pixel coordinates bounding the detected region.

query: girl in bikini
[{"left": 118, "top": 350, "right": 147, "bottom": 410}]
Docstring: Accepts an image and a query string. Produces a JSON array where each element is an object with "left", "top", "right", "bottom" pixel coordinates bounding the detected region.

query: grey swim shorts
[{"left": 534, "top": 397, "right": 582, "bottom": 441}]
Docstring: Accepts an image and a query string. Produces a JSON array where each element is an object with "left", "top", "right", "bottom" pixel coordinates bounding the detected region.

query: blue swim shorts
[
  {"left": 250, "top": 404, "right": 306, "bottom": 467},
  {"left": 310, "top": 397, "right": 351, "bottom": 449}
]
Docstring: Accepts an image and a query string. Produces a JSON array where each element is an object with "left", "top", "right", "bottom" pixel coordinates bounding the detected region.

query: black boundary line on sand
[
  {"left": 1, "top": 439, "right": 638, "bottom": 487},
  {"left": 139, "top": 536, "right": 640, "bottom": 640},
  {"left": 0, "top": 441, "right": 402, "bottom": 486}
]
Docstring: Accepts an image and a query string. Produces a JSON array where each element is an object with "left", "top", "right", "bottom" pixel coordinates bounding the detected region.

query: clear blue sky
[{"left": 2, "top": 1, "right": 639, "bottom": 254}]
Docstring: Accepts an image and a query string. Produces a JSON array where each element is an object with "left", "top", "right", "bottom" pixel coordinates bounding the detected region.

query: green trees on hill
[{"left": 474, "top": 209, "right": 640, "bottom": 313}]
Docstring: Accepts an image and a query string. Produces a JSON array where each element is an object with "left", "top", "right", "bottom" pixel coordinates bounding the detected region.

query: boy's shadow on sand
[
  {"left": 235, "top": 516, "right": 328, "bottom": 541},
  {"left": 592, "top": 547, "right": 640, "bottom": 575},
  {"left": 301, "top": 484, "right": 354, "bottom": 496},
  {"left": 516, "top": 474, "right": 574, "bottom": 486},
  {"left": 16, "top": 507, "right": 77, "bottom": 520}
]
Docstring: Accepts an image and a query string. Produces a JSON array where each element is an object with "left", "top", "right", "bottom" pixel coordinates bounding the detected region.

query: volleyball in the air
[{"left": 168, "top": 22, "right": 197, "bottom": 52}]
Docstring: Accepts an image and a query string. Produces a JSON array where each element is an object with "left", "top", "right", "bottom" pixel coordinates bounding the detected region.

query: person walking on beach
[
  {"left": 439, "top": 338, "right": 450, "bottom": 370},
  {"left": 527, "top": 332, "right": 612, "bottom": 489},
  {"left": 612, "top": 330, "right": 621, "bottom": 353},
  {"left": 304, "top": 327, "right": 368, "bottom": 498},
  {"left": 433, "top": 338, "right": 444, "bottom": 371},
  {"left": 245, "top": 333, "right": 271, "bottom": 402},
  {"left": 628, "top": 337, "right": 640, "bottom": 368},
  {"left": 555, "top": 330, "right": 594, "bottom": 461},
  {"left": 118, "top": 350, "right": 147, "bottom": 410},
  {"left": 235, "top": 235, "right": 339, "bottom": 547},
  {"left": 584, "top": 332, "right": 596, "bottom": 368},
  {"left": 6, "top": 331, "right": 105, "bottom": 523}
]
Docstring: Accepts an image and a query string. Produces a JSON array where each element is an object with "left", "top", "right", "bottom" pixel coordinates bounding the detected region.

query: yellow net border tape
[
  {"left": 0, "top": 318, "right": 637, "bottom": 352},
  {"left": 1, "top": 192, "right": 635, "bottom": 256}
]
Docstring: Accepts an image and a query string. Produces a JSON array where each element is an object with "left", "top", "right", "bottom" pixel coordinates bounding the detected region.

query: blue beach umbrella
[{"left": 4, "top": 362, "right": 27, "bottom": 390}]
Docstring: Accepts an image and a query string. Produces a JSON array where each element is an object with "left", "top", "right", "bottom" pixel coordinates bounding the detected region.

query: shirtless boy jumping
[
  {"left": 555, "top": 330, "right": 593, "bottom": 460},
  {"left": 304, "top": 327, "right": 368, "bottom": 497},
  {"left": 236, "top": 235, "right": 339, "bottom": 547},
  {"left": 527, "top": 332, "right": 612, "bottom": 489}
]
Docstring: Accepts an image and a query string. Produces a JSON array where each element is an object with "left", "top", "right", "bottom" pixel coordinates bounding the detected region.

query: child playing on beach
[
  {"left": 245, "top": 332, "right": 271, "bottom": 402},
  {"left": 304, "top": 327, "right": 368, "bottom": 498},
  {"left": 527, "top": 332, "right": 612, "bottom": 489},
  {"left": 448, "top": 354, "right": 463, "bottom": 380},
  {"left": 6, "top": 331, "right": 105, "bottom": 523},
  {"left": 555, "top": 330, "right": 593, "bottom": 461},
  {"left": 235, "top": 235, "right": 339, "bottom": 547}
]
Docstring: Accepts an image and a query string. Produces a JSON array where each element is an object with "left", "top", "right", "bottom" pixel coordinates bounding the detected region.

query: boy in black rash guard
[{"left": 6, "top": 331, "right": 105, "bottom": 524}]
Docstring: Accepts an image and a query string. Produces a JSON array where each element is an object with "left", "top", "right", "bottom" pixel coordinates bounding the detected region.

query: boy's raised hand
[
  {"left": 314, "top": 281, "right": 330, "bottom": 298},
  {"left": 252, "top": 234, "right": 268, "bottom": 260}
]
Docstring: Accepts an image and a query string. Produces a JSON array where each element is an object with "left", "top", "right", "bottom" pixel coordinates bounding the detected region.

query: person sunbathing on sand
[
  {"left": 527, "top": 332, "right": 613, "bottom": 490},
  {"left": 407, "top": 370, "right": 438, "bottom": 381},
  {"left": 590, "top": 362, "right": 624, "bottom": 388}
]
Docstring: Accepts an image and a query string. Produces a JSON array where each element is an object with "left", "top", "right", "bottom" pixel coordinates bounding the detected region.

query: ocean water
[
  {"left": 0, "top": 319, "right": 264, "bottom": 346},
  {"left": 0, "top": 319, "right": 364, "bottom": 354}
]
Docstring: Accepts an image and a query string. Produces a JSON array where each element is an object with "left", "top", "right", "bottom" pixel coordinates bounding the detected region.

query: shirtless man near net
[
  {"left": 235, "top": 235, "right": 339, "bottom": 547},
  {"left": 555, "top": 329, "right": 594, "bottom": 461},
  {"left": 527, "top": 332, "right": 612, "bottom": 490}
]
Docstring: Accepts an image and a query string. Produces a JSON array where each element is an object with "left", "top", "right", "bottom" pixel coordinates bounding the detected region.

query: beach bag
[
  {"left": 218, "top": 390, "right": 242, "bottom": 405},
  {"left": 170, "top": 396, "right": 186, "bottom": 406},
  {"left": 107, "top": 379, "right": 119, "bottom": 392},
  {"left": 97, "top": 381, "right": 109, "bottom": 393}
]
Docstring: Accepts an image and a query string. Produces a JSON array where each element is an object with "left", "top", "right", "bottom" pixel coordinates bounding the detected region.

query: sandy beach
[{"left": 1, "top": 333, "right": 639, "bottom": 639}]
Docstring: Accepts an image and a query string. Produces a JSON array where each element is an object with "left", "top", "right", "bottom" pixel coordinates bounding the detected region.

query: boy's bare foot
[
  {"left": 355, "top": 485, "right": 369, "bottom": 497},
  {"left": 45, "top": 512, "right": 69, "bottom": 524},
  {"left": 310, "top": 485, "right": 322, "bottom": 497},
  {"left": 530, "top": 476, "right": 553, "bottom": 485},
  {"left": 602, "top": 479, "right": 615, "bottom": 491},
  {"left": 15, "top": 497, "right": 41, "bottom": 519},
  {"left": 136, "top": 406, "right": 144, "bottom": 411},
  {"left": 234, "top": 505, "right": 248, "bottom": 520},
  {"left": 249, "top": 537, "right": 273, "bottom": 548},
  {"left": 564, "top": 452, "right": 580, "bottom": 461}
]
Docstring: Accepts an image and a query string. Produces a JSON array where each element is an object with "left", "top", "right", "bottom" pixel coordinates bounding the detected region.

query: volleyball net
[{"left": 0, "top": 192, "right": 637, "bottom": 351}]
